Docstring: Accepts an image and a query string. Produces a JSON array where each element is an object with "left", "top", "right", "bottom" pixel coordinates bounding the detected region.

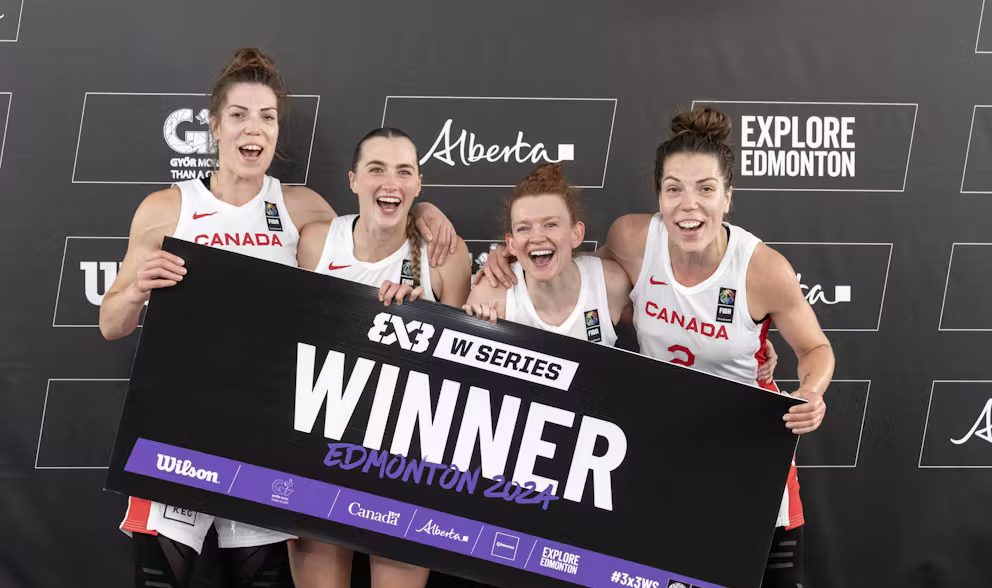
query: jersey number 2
[{"left": 667, "top": 344, "right": 695, "bottom": 367}]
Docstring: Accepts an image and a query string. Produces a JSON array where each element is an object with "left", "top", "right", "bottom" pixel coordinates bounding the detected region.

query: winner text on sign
[{"left": 107, "top": 238, "right": 800, "bottom": 588}]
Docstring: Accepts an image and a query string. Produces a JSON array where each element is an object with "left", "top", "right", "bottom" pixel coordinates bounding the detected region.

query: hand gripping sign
[{"left": 106, "top": 238, "right": 801, "bottom": 588}]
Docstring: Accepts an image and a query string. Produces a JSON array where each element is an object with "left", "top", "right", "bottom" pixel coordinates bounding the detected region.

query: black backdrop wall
[{"left": 2, "top": 1, "right": 992, "bottom": 587}]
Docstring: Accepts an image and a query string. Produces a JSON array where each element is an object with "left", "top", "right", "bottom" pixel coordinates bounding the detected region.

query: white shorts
[{"left": 120, "top": 497, "right": 295, "bottom": 553}]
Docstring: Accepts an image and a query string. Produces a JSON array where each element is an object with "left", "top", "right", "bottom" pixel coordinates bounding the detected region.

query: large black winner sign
[{"left": 106, "top": 238, "right": 801, "bottom": 588}]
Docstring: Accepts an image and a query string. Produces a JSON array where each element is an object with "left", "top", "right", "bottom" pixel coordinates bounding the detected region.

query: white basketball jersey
[
  {"left": 630, "top": 214, "right": 767, "bottom": 386},
  {"left": 313, "top": 214, "right": 435, "bottom": 300},
  {"left": 505, "top": 256, "right": 617, "bottom": 346},
  {"left": 172, "top": 175, "right": 299, "bottom": 267}
]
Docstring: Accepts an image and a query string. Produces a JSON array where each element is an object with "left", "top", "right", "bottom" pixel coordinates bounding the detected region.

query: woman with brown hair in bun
[
  {"left": 100, "top": 48, "right": 458, "bottom": 588},
  {"left": 481, "top": 107, "right": 833, "bottom": 588},
  {"left": 605, "top": 107, "right": 834, "bottom": 588}
]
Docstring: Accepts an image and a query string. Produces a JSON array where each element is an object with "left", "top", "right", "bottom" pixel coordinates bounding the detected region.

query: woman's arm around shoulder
[
  {"left": 463, "top": 273, "right": 510, "bottom": 325},
  {"left": 432, "top": 237, "right": 472, "bottom": 307},
  {"left": 600, "top": 213, "right": 653, "bottom": 282},
  {"left": 283, "top": 185, "right": 336, "bottom": 232},
  {"left": 600, "top": 257, "right": 633, "bottom": 325},
  {"left": 296, "top": 220, "right": 333, "bottom": 271}
]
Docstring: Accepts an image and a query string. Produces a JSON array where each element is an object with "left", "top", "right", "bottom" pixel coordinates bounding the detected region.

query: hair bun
[
  {"left": 220, "top": 48, "right": 279, "bottom": 79},
  {"left": 671, "top": 107, "right": 732, "bottom": 142}
]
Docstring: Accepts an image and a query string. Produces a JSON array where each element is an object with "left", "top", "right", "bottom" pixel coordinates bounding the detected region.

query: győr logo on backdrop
[
  {"left": 691, "top": 100, "right": 917, "bottom": 191},
  {"left": 367, "top": 312, "right": 435, "bottom": 353},
  {"left": 73, "top": 93, "right": 319, "bottom": 184},
  {"left": 163, "top": 107, "right": 217, "bottom": 180},
  {"left": 381, "top": 97, "right": 616, "bottom": 188}
]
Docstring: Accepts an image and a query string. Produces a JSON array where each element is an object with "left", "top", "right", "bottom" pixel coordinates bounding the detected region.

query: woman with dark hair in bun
[
  {"left": 100, "top": 48, "right": 458, "bottom": 588},
  {"left": 481, "top": 107, "right": 833, "bottom": 588},
  {"left": 605, "top": 107, "right": 834, "bottom": 588}
]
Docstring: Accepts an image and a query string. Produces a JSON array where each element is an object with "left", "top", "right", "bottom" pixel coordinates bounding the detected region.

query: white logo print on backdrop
[
  {"left": 951, "top": 399, "right": 992, "bottom": 445},
  {"left": 163, "top": 108, "right": 217, "bottom": 180},
  {"left": 420, "top": 118, "right": 574, "bottom": 168}
]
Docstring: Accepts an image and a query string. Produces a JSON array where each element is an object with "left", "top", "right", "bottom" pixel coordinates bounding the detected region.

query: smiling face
[
  {"left": 506, "top": 193, "right": 585, "bottom": 281},
  {"left": 210, "top": 82, "right": 279, "bottom": 179},
  {"left": 348, "top": 136, "right": 422, "bottom": 230},
  {"left": 658, "top": 152, "right": 733, "bottom": 255}
]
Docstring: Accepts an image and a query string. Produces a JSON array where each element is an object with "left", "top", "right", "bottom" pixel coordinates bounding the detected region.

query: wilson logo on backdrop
[{"left": 53, "top": 236, "right": 137, "bottom": 328}]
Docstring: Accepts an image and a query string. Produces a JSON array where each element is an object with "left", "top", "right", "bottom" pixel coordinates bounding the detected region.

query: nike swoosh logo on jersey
[
  {"left": 192, "top": 211, "right": 218, "bottom": 220},
  {"left": 649, "top": 276, "right": 668, "bottom": 285},
  {"left": 327, "top": 262, "right": 352, "bottom": 271}
]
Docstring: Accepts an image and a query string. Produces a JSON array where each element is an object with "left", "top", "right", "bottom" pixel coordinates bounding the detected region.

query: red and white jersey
[
  {"left": 121, "top": 175, "right": 299, "bottom": 548},
  {"left": 172, "top": 175, "right": 299, "bottom": 267},
  {"left": 631, "top": 214, "right": 767, "bottom": 386},
  {"left": 313, "top": 214, "right": 436, "bottom": 301},
  {"left": 630, "top": 213, "right": 803, "bottom": 528},
  {"left": 505, "top": 256, "right": 617, "bottom": 346}
]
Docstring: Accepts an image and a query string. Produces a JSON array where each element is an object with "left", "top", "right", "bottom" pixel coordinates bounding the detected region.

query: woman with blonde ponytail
[
  {"left": 101, "top": 50, "right": 459, "bottom": 588},
  {"left": 294, "top": 127, "right": 471, "bottom": 588}
]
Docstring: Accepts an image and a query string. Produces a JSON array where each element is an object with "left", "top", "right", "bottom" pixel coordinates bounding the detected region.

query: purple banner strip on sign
[{"left": 124, "top": 439, "right": 725, "bottom": 588}]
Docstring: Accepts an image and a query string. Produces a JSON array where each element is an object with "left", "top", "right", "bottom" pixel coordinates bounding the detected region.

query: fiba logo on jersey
[
  {"left": 381, "top": 97, "right": 616, "bottom": 188},
  {"left": 72, "top": 93, "right": 319, "bottom": 184},
  {"left": 691, "top": 100, "right": 916, "bottom": 191},
  {"left": 920, "top": 382, "right": 992, "bottom": 468},
  {"left": 367, "top": 312, "right": 436, "bottom": 353}
]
